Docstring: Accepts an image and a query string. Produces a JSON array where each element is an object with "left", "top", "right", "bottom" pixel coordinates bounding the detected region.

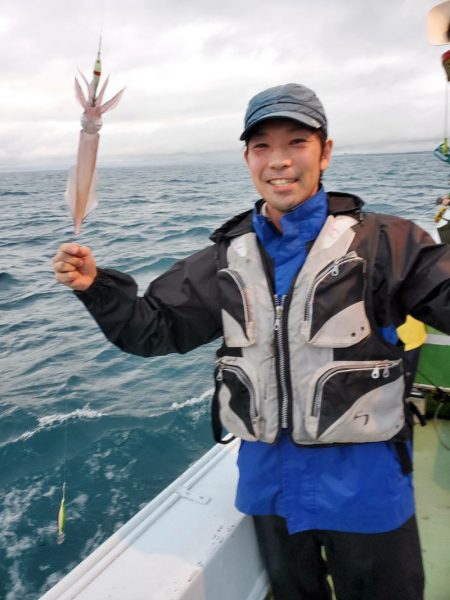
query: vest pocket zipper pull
[
  {"left": 371, "top": 366, "right": 380, "bottom": 379},
  {"left": 372, "top": 361, "right": 392, "bottom": 379},
  {"left": 330, "top": 264, "right": 340, "bottom": 277}
]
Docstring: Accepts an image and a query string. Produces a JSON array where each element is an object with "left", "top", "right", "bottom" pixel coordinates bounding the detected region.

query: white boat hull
[{"left": 40, "top": 440, "right": 268, "bottom": 600}]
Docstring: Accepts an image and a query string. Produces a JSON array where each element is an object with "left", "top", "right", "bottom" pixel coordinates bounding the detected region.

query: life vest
[{"left": 212, "top": 212, "right": 409, "bottom": 446}]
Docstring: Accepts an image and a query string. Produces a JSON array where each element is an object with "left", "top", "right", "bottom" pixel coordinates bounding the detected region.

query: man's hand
[{"left": 52, "top": 243, "right": 98, "bottom": 291}]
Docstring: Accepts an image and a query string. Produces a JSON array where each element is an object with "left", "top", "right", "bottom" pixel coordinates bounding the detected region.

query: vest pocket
[
  {"left": 213, "top": 356, "right": 261, "bottom": 441},
  {"left": 218, "top": 269, "right": 255, "bottom": 347},
  {"left": 301, "top": 252, "right": 370, "bottom": 347},
  {"left": 302, "top": 359, "right": 405, "bottom": 443}
]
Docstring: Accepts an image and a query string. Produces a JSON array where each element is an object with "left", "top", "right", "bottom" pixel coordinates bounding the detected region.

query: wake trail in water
[
  {"left": 3, "top": 407, "right": 103, "bottom": 447},
  {"left": 170, "top": 387, "right": 214, "bottom": 410}
]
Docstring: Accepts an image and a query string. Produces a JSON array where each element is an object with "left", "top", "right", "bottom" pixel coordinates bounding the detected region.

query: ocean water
[{"left": 0, "top": 151, "right": 448, "bottom": 598}]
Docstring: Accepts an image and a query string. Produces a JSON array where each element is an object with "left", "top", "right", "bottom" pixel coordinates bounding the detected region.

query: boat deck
[
  {"left": 324, "top": 419, "right": 450, "bottom": 600},
  {"left": 414, "top": 417, "right": 450, "bottom": 600}
]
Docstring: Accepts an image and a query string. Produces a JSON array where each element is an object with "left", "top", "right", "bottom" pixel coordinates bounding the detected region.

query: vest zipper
[
  {"left": 303, "top": 252, "right": 362, "bottom": 322},
  {"left": 255, "top": 240, "right": 296, "bottom": 434},
  {"left": 274, "top": 294, "right": 290, "bottom": 428},
  {"left": 220, "top": 268, "right": 252, "bottom": 329}
]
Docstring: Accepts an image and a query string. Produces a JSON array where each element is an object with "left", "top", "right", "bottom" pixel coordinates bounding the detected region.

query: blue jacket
[{"left": 235, "top": 187, "right": 414, "bottom": 534}]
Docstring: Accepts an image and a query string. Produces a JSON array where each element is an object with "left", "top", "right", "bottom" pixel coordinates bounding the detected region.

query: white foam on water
[
  {"left": 85, "top": 448, "right": 113, "bottom": 476},
  {"left": 106, "top": 487, "right": 128, "bottom": 518},
  {"left": 170, "top": 387, "right": 214, "bottom": 411},
  {"left": 0, "top": 483, "right": 43, "bottom": 533},
  {"left": 67, "top": 493, "right": 90, "bottom": 521},
  {"left": 6, "top": 534, "right": 34, "bottom": 560},
  {"left": 5, "top": 406, "right": 103, "bottom": 446},
  {"left": 37, "top": 407, "right": 101, "bottom": 427},
  {"left": 0, "top": 482, "right": 46, "bottom": 597},
  {"left": 79, "top": 525, "right": 106, "bottom": 561},
  {"left": 5, "top": 561, "right": 28, "bottom": 600}
]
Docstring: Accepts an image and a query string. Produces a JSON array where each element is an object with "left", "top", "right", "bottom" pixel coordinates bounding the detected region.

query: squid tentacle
[
  {"left": 100, "top": 88, "right": 125, "bottom": 114},
  {"left": 74, "top": 77, "right": 88, "bottom": 109}
]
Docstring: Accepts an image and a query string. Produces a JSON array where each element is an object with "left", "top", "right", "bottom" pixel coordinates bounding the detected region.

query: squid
[{"left": 66, "top": 40, "right": 125, "bottom": 234}]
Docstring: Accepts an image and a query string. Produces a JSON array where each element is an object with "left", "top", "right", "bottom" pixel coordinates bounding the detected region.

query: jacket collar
[
  {"left": 327, "top": 191, "right": 365, "bottom": 216},
  {"left": 210, "top": 191, "right": 364, "bottom": 242}
]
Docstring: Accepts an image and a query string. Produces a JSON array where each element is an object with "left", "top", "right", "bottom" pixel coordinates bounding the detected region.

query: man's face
[{"left": 244, "top": 119, "right": 332, "bottom": 225}]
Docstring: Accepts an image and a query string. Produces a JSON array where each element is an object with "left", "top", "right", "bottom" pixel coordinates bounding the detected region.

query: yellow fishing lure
[{"left": 57, "top": 483, "right": 66, "bottom": 545}]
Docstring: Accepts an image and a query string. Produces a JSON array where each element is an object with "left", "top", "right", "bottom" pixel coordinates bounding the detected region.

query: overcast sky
[{"left": 0, "top": 0, "right": 448, "bottom": 169}]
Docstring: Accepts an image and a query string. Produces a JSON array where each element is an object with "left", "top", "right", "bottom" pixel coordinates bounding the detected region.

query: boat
[{"left": 433, "top": 142, "right": 450, "bottom": 163}]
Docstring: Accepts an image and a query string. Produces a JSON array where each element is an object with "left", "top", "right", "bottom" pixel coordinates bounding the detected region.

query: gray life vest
[{"left": 212, "top": 213, "right": 407, "bottom": 446}]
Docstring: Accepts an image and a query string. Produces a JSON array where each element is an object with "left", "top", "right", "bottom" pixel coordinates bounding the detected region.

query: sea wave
[
  {"left": 0, "top": 272, "right": 20, "bottom": 296},
  {"left": 1, "top": 289, "right": 55, "bottom": 310},
  {"left": 0, "top": 191, "right": 31, "bottom": 197},
  {"left": 170, "top": 387, "right": 214, "bottom": 410},
  {"left": 157, "top": 226, "right": 212, "bottom": 242},
  {"left": 5, "top": 407, "right": 103, "bottom": 446}
]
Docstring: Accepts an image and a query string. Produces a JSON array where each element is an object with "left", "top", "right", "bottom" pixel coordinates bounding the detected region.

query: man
[{"left": 53, "top": 83, "right": 450, "bottom": 600}]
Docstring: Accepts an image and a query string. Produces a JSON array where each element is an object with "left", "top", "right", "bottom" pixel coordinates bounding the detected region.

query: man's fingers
[
  {"left": 52, "top": 243, "right": 96, "bottom": 291},
  {"left": 54, "top": 260, "right": 77, "bottom": 273},
  {"left": 53, "top": 254, "right": 84, "bottom": 269},
  {"left": 78, "top": 245, "right": 92, "bottom": 257},
  {"left": 55, "top": 243, "right": 92, "bottom": 259},
  {"left": 59, "top": 243, "right": 82, "bottom": 255},
  {"left": 55, "top": 271, "right": 78, "bottom": 285}
]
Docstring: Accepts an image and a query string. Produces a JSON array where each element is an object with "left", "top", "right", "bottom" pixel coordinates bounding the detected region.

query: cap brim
[{"left": 239, "top": 110, "right": 322, "bottom": 141}]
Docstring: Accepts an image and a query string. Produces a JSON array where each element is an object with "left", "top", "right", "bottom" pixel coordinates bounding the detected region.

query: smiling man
[
  {"left": 244, "top": 118, "right": 332, "bottom": 227},
  {"left": 53, "top": 83, "right": 450, "bottom": 600}
]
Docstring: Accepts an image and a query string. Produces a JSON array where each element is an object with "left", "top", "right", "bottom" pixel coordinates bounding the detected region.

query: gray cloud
[{"left": 0, "top": 0, "right": 446, "bottom": 169}]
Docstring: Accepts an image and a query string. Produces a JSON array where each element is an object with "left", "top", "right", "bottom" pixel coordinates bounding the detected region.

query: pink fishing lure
[{"left": 66, "top": 42, "right": 125, "bottom": 234}]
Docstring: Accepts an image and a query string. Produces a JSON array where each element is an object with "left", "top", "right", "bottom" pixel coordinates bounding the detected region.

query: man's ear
[{"left": 320, "top": 139, "right": 333, "bottom": 171}]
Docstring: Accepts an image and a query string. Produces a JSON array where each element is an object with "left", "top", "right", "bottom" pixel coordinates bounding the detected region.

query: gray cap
[{"left": 240, "top": 83, "right": 327, "bottom": 141}]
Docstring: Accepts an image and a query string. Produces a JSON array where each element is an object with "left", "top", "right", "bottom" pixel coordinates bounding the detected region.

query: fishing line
[
  {"left": 57, "top": 24, "right": 124, "bottom": 542},
  {"left": 57, "top": 30, "right": 97, "bottom": 544},
  {"left": 57, "top": 391, "right": 69, "bottom": 544}
]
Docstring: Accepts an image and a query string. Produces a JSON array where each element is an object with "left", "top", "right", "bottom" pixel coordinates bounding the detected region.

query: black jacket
[{"left": 76, "top": 192, "right": 450, "bottom": 358}]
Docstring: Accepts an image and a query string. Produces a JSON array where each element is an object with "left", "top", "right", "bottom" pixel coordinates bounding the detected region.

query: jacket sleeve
[
  {"left": 372, "top": 216, "right": 450, "bottom": 333},
  {"left": 74, "top": 244, "right": 223, "bottom": 357}
]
